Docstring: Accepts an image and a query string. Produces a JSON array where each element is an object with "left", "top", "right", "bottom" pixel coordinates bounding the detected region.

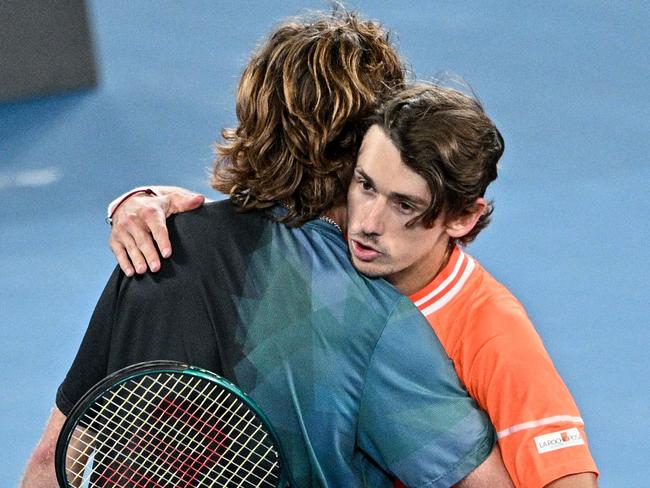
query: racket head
[{"left": 55, "top": 360, "right": 291, "bottom": 487}]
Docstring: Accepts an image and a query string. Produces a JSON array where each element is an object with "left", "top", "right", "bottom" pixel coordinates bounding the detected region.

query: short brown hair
[
  {"left": 368, "top": 83, "right": 504, "bottom": 245},
  {"left": 211, "top": 10, "right": 405, "bottom": 226}
]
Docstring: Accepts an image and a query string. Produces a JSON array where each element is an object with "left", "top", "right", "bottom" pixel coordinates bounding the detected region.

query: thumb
[{"left": 167, "top": 192, "right": 206, "bottom": 214}]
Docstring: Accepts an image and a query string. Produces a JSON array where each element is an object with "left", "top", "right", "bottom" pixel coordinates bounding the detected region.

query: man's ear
[{"left": 446, "top": 198, "right": 487, "bottom": 239}]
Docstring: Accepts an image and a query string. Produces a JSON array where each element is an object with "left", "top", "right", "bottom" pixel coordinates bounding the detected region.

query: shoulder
[
  {"left": 169, "top": 199, "right": 265, "bottom": 234},
  {"left": 456, "top": 262, "right": 558, "bottom": 397},
  {"left": 372, "top": 295, "right": 454, "bottom": 381},
  {"left": 459, "top": 260, "right": 539, "bottom": 348},
  {"left": 166, "top": 200, "right": 271, "bottom": 252},
  {"left": 282, "top": 219, "right": 408, "bottom": 316},
  {"left": 442, "top": 258, "right": 551, "bottom": 388}
]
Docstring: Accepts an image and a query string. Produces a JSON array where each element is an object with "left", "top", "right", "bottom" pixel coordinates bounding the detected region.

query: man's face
[{"left": 346, "top": 125, "right": 452, "bottom": 295}]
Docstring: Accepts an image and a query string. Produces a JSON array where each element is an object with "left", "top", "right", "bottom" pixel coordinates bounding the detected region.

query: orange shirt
[{"left": 408, "top": 246, "right": 598, "bottom": 487}]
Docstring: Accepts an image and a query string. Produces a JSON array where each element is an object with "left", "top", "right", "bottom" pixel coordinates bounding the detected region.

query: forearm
[
  {"left": 20, "top": 459, "right": 57, "bottom": 488},
  {"left": 108, "top": 185, "right": 184, "bottom": 215},
  {"left": 20, "top": 407, "right": 66, "bottom": 488},
  {"left": 454, "top": 444, "right": 514, "bottom": 487},
  {"left": 151, "top": 185, "right": 213, "bottom": 202}
]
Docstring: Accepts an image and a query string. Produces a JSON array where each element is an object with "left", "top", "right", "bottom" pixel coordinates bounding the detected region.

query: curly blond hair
[{"left": 211, "top": 10, "right": 405, "bottom": 226}]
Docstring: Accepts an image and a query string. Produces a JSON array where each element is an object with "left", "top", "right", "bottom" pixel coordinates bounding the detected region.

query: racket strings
[
  {"left": 204, "top": 411, "right": 275, "bottom": 487},
  {"left": 68, "top": 376, "right": 278, "bottom": 486},
  {"left": 68, "top": 373, "right": 195, "bottom": 487},
  {"left": 88, "top": 374, "right": 231, "bottom": 487},
  {"left": 88, "top": 374, "right": 278, "bottom": 483},
  {"left": 67, "top": 390, "right": 275, "bottom": 488},
  {"left": 93, "top": 373, "right": 239, "bottom": 486},
  {"left": 117, "top": 376, "right": 227, "bottom": 485},
  {"left": 65, "top": 372, "right": 281, "bottom": 487},
  {"left": 139, "top": 377, "right": 245, "bottom": 484}
]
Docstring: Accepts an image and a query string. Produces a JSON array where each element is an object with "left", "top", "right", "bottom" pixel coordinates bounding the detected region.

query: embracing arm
[
  {"left": 452, "top": 432, "right": 599, "bottom": 487},
  {"left": 455, "top": 444, "right": 513, "bottom": 487},
  {"left": 453, "top": 436, "right": 600, "bottom": 487},
  {"left": 20, "top": 407, "right": 66, "bottom": 488},
  {"left": 22, "top": 263, "right": 125, "bottom": 486},
  {"left": 454, "top": 445, "right": 597, "bottom": 488},
  {"left": 107, "top": 186, "right": 205, "bottom": 276}
]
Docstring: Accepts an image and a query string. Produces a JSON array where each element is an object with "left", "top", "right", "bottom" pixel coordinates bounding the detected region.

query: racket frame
[{"left": 55, "top": 360, "right": 291, "bottom": 487}]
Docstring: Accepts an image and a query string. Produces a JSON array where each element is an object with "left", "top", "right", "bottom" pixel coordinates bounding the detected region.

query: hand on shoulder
[{"left": 108, "top": 186, "right": 205, "bottom": 276}]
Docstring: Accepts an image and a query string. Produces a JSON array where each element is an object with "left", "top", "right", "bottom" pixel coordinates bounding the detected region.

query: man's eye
[
  {"left": 397, "top": 202, "right": 414, "bottom": 214},
  {"left": 359, "top": 179, "right": 372, "bottom": 191}
]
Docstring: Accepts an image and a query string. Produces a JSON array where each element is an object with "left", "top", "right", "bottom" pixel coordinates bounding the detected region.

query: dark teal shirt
[{"left": 58, "top": 201, "right": 495, "bottom": 487}]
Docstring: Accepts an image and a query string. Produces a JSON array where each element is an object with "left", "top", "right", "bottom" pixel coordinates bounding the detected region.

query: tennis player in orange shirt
[{"left": 343, "top": 86, "right": 598, "bottom": 487}]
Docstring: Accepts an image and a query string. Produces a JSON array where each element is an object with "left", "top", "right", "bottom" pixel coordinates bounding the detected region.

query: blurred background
[{"left": 1, "top": 1, "right": 648, "bottom": 485}]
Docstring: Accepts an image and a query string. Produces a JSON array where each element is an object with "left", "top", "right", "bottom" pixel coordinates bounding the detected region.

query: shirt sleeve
[
  {"left": 56, "top": 266, "right": 123, "bottom": 416},
  {"left": 357, "top": 297, "right": 496, "bottom": 488},
  {"left": 463, "top": 298, "right": 599, "bottom": 487}
]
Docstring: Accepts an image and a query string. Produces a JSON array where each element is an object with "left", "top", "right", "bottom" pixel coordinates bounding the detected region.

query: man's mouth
[{"left": 350, "top": 238, "right": 382, "bottom": 261}]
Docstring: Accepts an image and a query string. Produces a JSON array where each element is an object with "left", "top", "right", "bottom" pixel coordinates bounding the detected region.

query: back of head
[
  {"left": 212, "top": 9, "right": 405, "bottom": 226},
  {"left": 368, "top": 83, "right": 504, "bottom": 245}
]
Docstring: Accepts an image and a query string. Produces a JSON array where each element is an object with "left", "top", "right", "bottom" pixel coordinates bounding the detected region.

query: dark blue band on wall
[{"left": 0, "top": 0, "right": 97, "bottom": 102}]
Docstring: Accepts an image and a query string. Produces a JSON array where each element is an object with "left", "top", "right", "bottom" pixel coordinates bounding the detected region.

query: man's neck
[
  {"left": 322, "top": 204, "right": 347, "bottom": 234},
  {"left": 388, "top": 241, "right": 455, "bottom": 296}
]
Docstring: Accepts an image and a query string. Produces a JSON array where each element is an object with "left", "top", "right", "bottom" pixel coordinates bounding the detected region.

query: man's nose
[{"left": 360, "top": 199, "right": 385, "bottom": 236}]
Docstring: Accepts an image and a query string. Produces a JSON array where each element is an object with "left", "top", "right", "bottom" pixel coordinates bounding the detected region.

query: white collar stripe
[
  {"left": 420, "top": 258, "right": 475, "bottom": 316},
  {"left": 414, "top": 251, "right": 467, "bottom": 307},
  {"left": 497, "top": 415, "right": 585, "bottom": 439}
]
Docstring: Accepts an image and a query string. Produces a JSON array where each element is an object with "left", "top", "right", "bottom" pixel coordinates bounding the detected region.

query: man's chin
[{"left": 351, "top": 258, "right": 389, "bottom": 279}]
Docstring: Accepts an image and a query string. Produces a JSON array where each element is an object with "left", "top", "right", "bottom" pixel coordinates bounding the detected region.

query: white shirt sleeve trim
[{"left": 497, "top": 415, "right": 585, "bottom": 439}]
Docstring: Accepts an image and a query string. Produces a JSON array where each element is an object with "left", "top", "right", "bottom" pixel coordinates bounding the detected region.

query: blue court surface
[{"left": 2, "top": 1, "right": 648, "bottom": 485}]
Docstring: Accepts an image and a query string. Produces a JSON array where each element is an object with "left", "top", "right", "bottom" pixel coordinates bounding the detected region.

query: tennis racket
[{"left": 55, "top": 360, "right": 291, "bottom": 488}]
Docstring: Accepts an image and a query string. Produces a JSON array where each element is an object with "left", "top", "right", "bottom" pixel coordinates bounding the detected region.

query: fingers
[
  {"left": 149, "top": 192, "right": 204, "bottom": 259},
  {"left": 109, "top": 196, "right": 169, "bottom": 274},
  {"left": 110, "top": 214, "right": 159, "bottom": 275},
  {"left": 107, "top": 189, "right": 205, "bottom": 275},
  {"left": 149, "top": 222, "right": 172, "bottom": 259},
  {"left": 109, "top": 235, "right": 136, "bottom": 276},
  {"left": 135, "top": 204, "right": 169, "bottom": 269},
  {"left": 167, "top": 192, "right": 205, "bottom": 214}
]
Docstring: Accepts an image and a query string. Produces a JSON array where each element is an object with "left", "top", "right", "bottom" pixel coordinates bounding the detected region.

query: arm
[
  {"left": 20, "top": 407, "right": 66, "bottom": 488},
  {"left": 22, "top": 266, "right": 123, "bottom": 486},
  {"left": 455, "top": 444, "right": 514, "bottom": 487},
  {"left": 108, "top": 186, "right": 206, "bottom": 276},
  {"left": 453, "top": 448, "right": 598, "bottom": 487}
]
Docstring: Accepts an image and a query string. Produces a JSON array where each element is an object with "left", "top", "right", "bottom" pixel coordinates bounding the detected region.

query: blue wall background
[{"left": 2, "top": 1, "right": 648, "bottom": 485}]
